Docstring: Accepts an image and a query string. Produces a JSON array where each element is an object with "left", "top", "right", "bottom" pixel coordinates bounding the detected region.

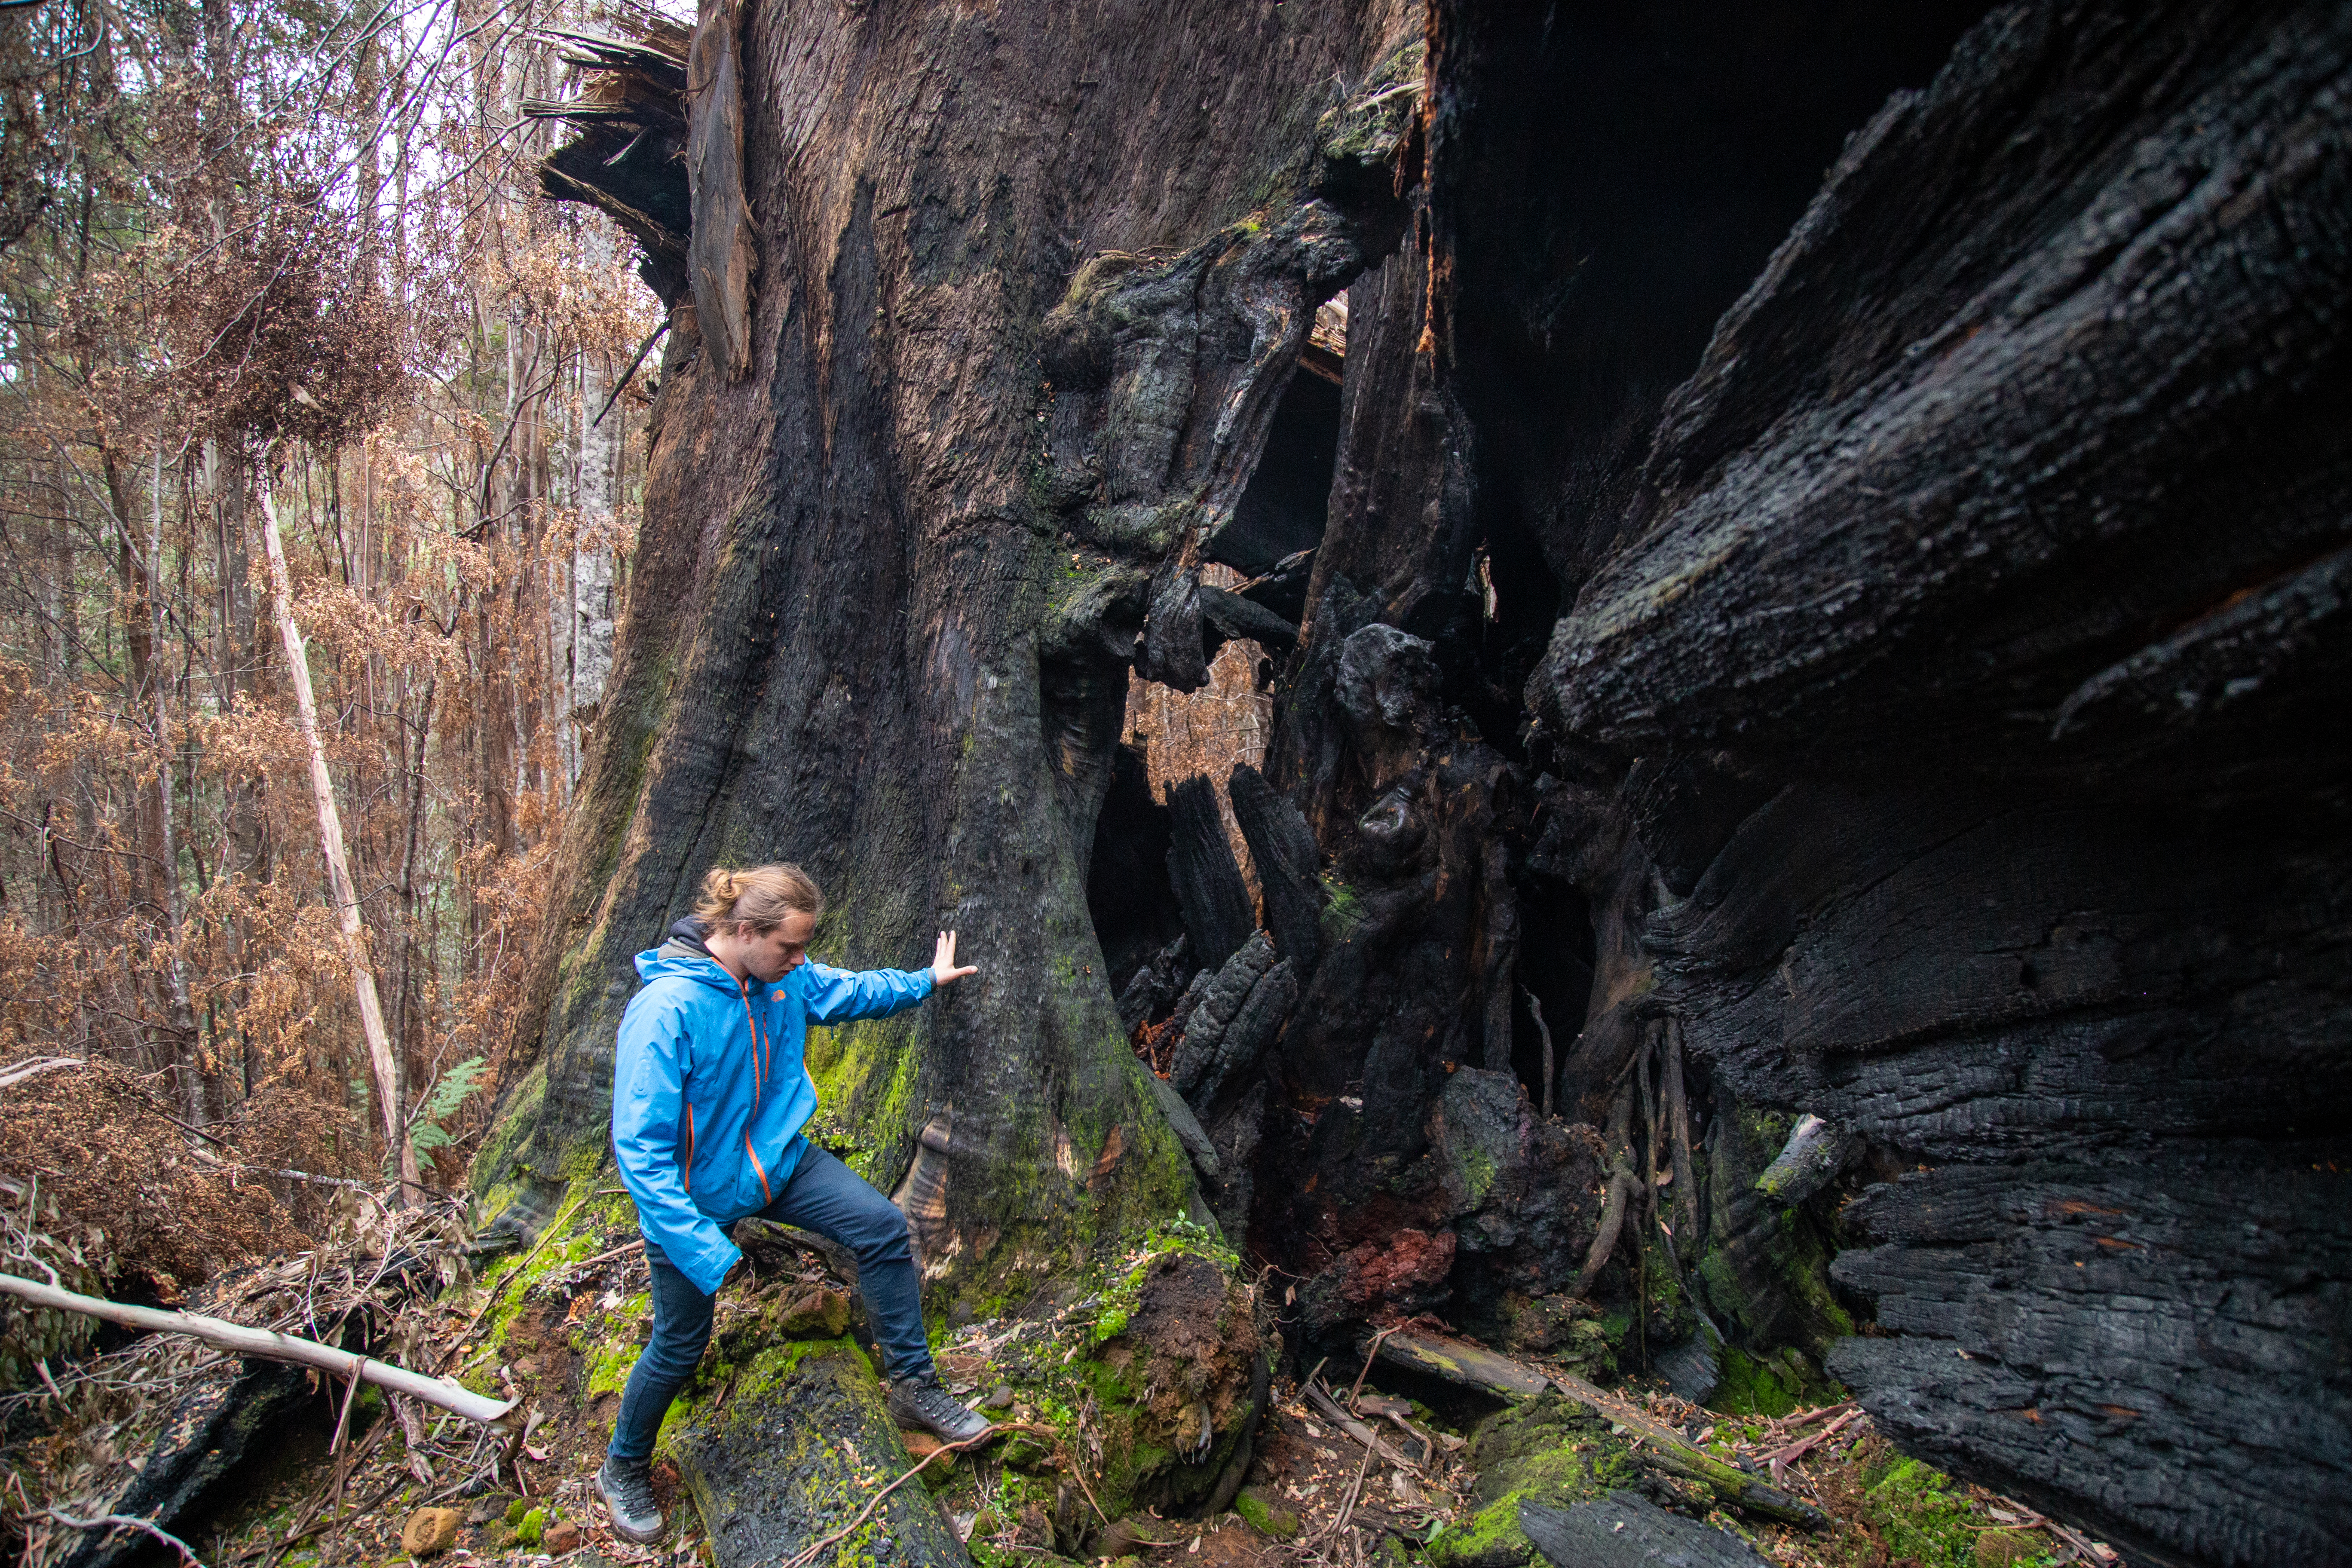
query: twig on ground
[
  {"left": 1767, "top": 1409, "right": 1859, "bottom": 1485},
  {"left": 2047, "top": 1521, "right": 2120, "bottom": 1563},
  {"left": 1302, "top": 1380, "right": 1418, "bottom": 1471},
  {"left": 43, "top": 1510, "right": 206, "bottom": 1566},
  {"left": 437, "top": 1186, "right": 594, "bottom": 1369},
  {"left": 1065, "top": 1413, "right": 1111, "bottom": 1525},
  {"left": 781, "top": 1423, "right": 1050, "bottom": 1568},
  {"left": 562, "top": 1238, "right": 644, "bottom": 1274},
  {"left": 1344, "top": 1324, "right": 1404, "bottom": 1413},
  {"left": 1322, "top": 1438, "right": 1377, "bottom": 1545}
]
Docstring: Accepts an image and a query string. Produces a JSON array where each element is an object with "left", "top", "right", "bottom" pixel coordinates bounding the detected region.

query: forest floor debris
[{"left": 3, "top": 1188, "right": 2119, "bottom": 1568}]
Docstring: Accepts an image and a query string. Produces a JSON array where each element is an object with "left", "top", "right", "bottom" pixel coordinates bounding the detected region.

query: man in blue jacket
[{"left": 594, "top": 863, "right": 987, "bottom": 1543}]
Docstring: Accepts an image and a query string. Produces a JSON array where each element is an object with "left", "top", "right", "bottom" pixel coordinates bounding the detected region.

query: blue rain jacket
[{"left": 611, "top": 920, "right": 933, "bottom": 1293}]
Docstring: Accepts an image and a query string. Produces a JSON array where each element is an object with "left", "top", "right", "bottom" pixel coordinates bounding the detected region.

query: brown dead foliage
[{"left": 0, "top": 1055, "right": 337, "bottom": 1288}]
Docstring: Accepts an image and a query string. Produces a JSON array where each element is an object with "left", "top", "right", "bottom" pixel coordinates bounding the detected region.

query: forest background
[{"left": 0, "top": 0, "right": 665, "bottom": 1309}]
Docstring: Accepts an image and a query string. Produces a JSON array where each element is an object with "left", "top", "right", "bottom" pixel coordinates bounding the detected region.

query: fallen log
[
  {"left": 1371, "top": 1329, "right": 1826, "bottom": 1529},
  {"left": 0, "top": 1273, "right": 517, "bottom": 1428}
]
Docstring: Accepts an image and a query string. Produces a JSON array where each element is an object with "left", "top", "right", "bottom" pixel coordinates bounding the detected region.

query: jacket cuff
[{"left": 685, "top": 1239, "right": 741, "bottom": 1297}]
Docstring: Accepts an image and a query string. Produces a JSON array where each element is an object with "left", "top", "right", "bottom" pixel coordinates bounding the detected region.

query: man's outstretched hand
[{"left": 931, "top": 930, "right": 978, "bottom": 987}]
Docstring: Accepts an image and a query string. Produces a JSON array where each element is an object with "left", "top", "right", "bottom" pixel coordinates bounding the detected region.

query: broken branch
[
  {"left": 0, "top": 1273, "right": 515, "bottom": 1428},
  {"left": 42, "top": 1510, "right": 205, "bottom": 1567},
  {"left": 781, "top": 1422, "right": 1048, "bottom": 1568},
  {"left": 1302, "top": 1379, "right": 1420, "bottom": 1470}
]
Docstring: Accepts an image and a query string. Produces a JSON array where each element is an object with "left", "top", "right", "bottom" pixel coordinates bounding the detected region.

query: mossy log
[
  {"left": 1372, "top": 1329, "right": 1825, "bottom": 1530},
  {"left": 677, "top": 1341, "right": 969, "bottom": 1568}
]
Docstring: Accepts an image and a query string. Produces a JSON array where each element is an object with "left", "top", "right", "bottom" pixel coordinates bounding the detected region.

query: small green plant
[{"left": 405, "top": 1054, "right": 489, "bottom": 1166}]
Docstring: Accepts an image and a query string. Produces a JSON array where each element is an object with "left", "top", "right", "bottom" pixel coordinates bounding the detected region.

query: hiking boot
[
  {"left": 887, "top": 1374, "right": 992, "bottom": 1444},
  {"left": 595, "top": 1455, "right": 665, "bottom": 1544}
]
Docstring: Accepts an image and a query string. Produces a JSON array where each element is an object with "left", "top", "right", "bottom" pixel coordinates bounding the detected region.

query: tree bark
[
  {"left": 258, "top": 468, "right": 420, "bottom": 1198},
  {"left": 493, "top": 0, "right": 1426, "bottom": 1306},
  {"left": 502, "top": 4, "right": 2352, "bottom": 1565},
  {"left": 1522, "top": 5, "right": 2352, "bottom": 1563}
]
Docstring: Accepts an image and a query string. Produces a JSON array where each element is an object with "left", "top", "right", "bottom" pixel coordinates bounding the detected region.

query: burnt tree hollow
[{"left": 499, "top": 3, "right": 2352, "bottom": 1565}]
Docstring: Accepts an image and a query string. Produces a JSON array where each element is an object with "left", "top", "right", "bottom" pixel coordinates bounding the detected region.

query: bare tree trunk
[
  {"left": 565, "top": 233, "right": 621, "bottom": 793},
  {"left": 257, "top": 466, "right": 420, "bottom": 1198},
  {"left": 149, "top": 436, "right": 203, "bottom": 1127}
]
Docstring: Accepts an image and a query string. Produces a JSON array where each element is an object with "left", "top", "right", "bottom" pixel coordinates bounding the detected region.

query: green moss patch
[{"left": 1427, "top": 1395, "right": 1643, "bottom": 1568}]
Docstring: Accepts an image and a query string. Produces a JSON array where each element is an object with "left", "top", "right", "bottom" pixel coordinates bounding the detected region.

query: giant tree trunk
[
  {"left": 487, "top": 0, "right": 1424, "bottom": 1303},
  {"left": 494, "top": 3, "right": 2349, "bottom": 1566}
]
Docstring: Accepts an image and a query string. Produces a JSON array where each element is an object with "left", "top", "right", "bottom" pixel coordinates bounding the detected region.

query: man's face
[{"left": 740, "top": 911, "right": 816, "bottom": 983}]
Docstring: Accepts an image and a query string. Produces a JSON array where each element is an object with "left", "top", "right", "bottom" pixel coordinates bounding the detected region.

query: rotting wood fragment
[{"left": 1372, "top": 1328, "right": 1826, "bottom": 1529}]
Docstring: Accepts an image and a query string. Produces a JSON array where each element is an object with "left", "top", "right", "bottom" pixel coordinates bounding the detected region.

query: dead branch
[
  {"left": 1522, "top": 987, "right": 1554, "bottom": 1119},
  {"left": 1570, "top": 1077, "right": 1640, "bottom": 1297},
  {"left": 41, "top": 1509, "right": 205, "bottom": 1567},
  {"left": 1766, "top": 1407, "right": 1859, "bottom": 1485},
  {"left": 0, "top": 1056, "right": 86, "bottom": 1090},
  {"left": 1302, "top": 1380, "right": 1419, "bottom": 1470},
  {"left": 0, "top": 1272, "right": 515, "bottom": 1427},
  {"left": 1370, "top": 1328, "right": 1828, "bottom": 1529}
]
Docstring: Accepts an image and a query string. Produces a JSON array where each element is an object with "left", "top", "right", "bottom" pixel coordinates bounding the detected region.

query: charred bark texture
[
  {"left": 506, "top": 1, "right": 2349, "bottom": 1561},
  {"left": 1528, "top": 4, "right": 2352, "bottom": 1562}
]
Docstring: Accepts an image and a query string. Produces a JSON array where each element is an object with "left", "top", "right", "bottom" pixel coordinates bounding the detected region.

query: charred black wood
[
  {"left": 1208, "top": 361, "right": 1343, "bottom": 577},
  {"left": 1234, "top": 548, "right": 1316, "bottom": 625},
  {"left": 1091, "top": 744, "right": 1185, "bottom": 999},
  {"left": 1165, "top": 775, "right": 1255, "bottom": 974},
  {"left": 1198, "top": 583, "right": 1298, "bottom": 658},
  {"left": 1169, "top": 931, "right": 1293, "bottom": 1116},
  {"left": 1519, "top": 1494, "right": 1770, "bottom": 1568},
  {"left": 60, "top": 1360, "right": 313, "bottom": 1568},
  {"left": 1829, "top": 1156, "right": 2352, "bottom": 1567},
  {"left": 1227, "top": 763, "right": 1322, "bottom": 972},
  {"left": 1113, "top": 933, "right": 1191, "bottom": 1034},
  {"left": 1526, "top": 4, "right": 2352, "bottom": 1562}
]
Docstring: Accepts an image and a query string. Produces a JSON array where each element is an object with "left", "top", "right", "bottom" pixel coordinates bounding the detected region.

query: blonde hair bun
[{"left": 691, "top": 863, "right": 824, "bottom": 931}]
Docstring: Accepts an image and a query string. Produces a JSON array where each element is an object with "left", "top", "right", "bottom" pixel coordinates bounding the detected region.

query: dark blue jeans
[{"left": 607, "top": 1143, "right": 933, "bottom": 1464}]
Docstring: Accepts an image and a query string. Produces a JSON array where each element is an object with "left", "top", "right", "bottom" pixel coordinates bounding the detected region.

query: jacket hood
[{"left": 634, "top": 917, "right": 745, "bottom": 991}]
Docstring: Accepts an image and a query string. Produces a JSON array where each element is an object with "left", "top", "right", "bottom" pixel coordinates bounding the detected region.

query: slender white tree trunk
[
  {"left": 150, "top": 437, "right": 203, "bottom": 1127},
  {"left": 258, "top": 466, "right": 421, "bottom": 1197},
  {"left": 567, "top": 229, "right": 621, "bottom": 787}
]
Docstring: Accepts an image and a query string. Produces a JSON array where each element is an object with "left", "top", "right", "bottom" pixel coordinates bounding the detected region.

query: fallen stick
[
  {"left": 0, "top": 1273, "right": 515, "bottom": 1428},
  {"left": 1767, "top": 1409, "right": 1859, "bottom": 1485},
  {"left": 1370, "top": 1329, "right": 1827, "bottom": 1529},
  {"left": 440, "top": 1186, "right": 593, "bottom": 1362},
  {"left": 1323, "top": 1428, "right": 1378, "bottom": 1543},
  {"left": 1303, "top": 1380, "right": 1421, "bottom": 1470},
  {"left": 0, "top": 1056, "right": 86, "bottom": 1090},
  {"left": 42, "top": 1509, "right": 205, "bottom": 1567},
  {"left": 1769, "top": 1400, "right": 1857, "bottom": 1439}
]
